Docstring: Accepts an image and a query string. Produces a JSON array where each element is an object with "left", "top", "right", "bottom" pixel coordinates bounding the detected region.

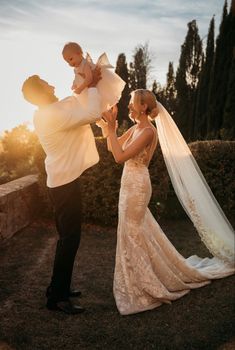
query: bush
[
  {"left": 159, "top": 140, "right": 235, "bottom": 221},
  {"left": 3, "top": 131, "right": 234, "bottom": 227},
  {"left": 189, "top": 140, "right": 235, "bottom": 221},
  {"left": 0, "top": 125, "right": 39, "bottom": 184},
  {"left": 33, "top": 136, "right": 171, "bottom": 225},
  {"left": 79, "top": 139, "right": 235, "bottom": 225}
]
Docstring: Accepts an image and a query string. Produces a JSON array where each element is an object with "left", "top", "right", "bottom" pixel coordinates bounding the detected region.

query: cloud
[{"left": 0, "top": 0, "right": 226, "bottom": 132}]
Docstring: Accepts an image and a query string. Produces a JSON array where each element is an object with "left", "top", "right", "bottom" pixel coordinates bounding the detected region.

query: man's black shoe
[
  {"left": 46, "top": 299, "right": 85, "bottom": 314},
  {"left": 69, "top": 289, "right": 82, "bottom": 298},
  {"left": 46, "top": 287, "right": 82, "bottom": 298}
]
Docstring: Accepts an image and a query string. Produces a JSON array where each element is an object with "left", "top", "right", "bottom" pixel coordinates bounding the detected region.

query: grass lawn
[{"left": 0, "top": 218, "right": 234, "bottom": 350}]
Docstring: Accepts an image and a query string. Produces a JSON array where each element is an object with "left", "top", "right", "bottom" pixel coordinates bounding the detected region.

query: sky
[{"left": 0, "top": 0, "right": 226, "bottom": 133}]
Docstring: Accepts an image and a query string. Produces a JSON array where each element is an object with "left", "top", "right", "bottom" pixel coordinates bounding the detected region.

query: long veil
[{"left": 155, "top": 103, "right": 235, "bottom": 266}]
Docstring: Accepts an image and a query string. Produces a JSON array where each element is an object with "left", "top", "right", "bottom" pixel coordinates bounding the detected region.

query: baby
[
  {"left": 62, "top": 42, "right": 93, "bottom": 95},
  {"left": 62, "top": 42, "right": 126, "bottom": 112}
]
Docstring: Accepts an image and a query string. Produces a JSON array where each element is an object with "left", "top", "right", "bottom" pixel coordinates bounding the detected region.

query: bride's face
[{"left": 128, "top": 94, "right": 141, "bottom": 121}]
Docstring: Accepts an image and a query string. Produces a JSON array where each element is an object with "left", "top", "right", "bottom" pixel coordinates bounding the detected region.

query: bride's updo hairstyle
[{"left": 132, "top": 89, "right": 159, "bottom": 120}]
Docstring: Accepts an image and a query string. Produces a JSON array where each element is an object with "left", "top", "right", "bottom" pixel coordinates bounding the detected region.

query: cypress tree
[
  {"left": 221, "top": 1, "right": 235, "bottom": 139},
  {"left": 115, "top": 53, "right": 130, "bottom": 125},
  {"left": 194, "top": 17, "right": 215, "bottom": 139},
  {"left": 128, "top": 62, "right": 137, "bottom": 91},
  {"left": 131, "top": 47, "right": 146, "bottom": 89},
  {"left": 165, "top": 62, "right": 176, "bottom": 117},
  {"left": 129, "top": 43, "right": 152, "bottom": 91},
  {"left": 152, "top": 80, "right": 165, "bottom": 105},
  {"left": 175, "top": 20, "right": 203, "bottom": 140},
  {"left": 207, "top": 0, "right": 233, "bottom": 138}
]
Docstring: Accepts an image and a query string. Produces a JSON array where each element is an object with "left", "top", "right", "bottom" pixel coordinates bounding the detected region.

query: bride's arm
[
  {"left": 102, "top": 106, "right": 154, "bottom": 162},
  {"left": 107, "top": 126, "right": 134, "bottom": 152},
  {"left": 107, "top": 128, "right": 154, "bottom": 163},
  {"left": 97, "top": 106, "right": 134, "bottom": 151}
]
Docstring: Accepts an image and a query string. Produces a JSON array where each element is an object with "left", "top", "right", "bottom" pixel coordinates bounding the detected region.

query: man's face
[
  {"left": 39, "top": 79, "right": 55, "bottom": 95},
  {"left": 63, "top": 50, "right": 82, "bottom": 68}
]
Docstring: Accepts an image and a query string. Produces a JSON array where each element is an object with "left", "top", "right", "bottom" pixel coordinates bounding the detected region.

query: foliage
[
  {"left": 129, "top": 43, "right": 152, "bottom": 90},
  {"left": 0, "top": 123, "right": 234, "bottom": 225},
  {"left": 112, "top": 1, "right": 234, "bottom": 142},
  {"left": 150, "top": 1, "right": 235, "bottom": 142},
  {"left": 221, "top": 18, "right": 235, "bottom": 139},
  {"left": 189, "top": 140, "right": 235, "bottom": 219},
  {"left": 0, "top": 125, "right": 39, "bottom": 184},
  {"left": 207, "top": 0, "right": 234, "bottom": 139},
  {"left": 115, "top": 53, "right": 131, "bottom": 126},
  {"left": 33, "top": 138, "right": 235, "bottom": 226},
  {"left": 175, "top": 19, "right": 203, "bottom": 140},
  {"left": 193, "top": 16, "right": 215, "bottom": 139}
]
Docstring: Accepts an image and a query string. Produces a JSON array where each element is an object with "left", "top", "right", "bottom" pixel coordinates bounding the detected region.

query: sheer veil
[{"left": 155, "top": 102, "right": 235, "bottom": 267}]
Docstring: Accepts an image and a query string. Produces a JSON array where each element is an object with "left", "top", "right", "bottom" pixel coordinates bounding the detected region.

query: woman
[{"left": 99, "top": 89, "right": 234, "bottom": 315}]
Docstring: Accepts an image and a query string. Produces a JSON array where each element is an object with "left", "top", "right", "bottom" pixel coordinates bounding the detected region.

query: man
[{"left": 22, "top": 68, "right": 101, "bottom": 314}]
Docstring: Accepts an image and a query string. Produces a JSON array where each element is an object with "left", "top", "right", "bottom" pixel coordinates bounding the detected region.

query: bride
[{"left": 98, "top": 89, "right": 235, "bottom": 316}]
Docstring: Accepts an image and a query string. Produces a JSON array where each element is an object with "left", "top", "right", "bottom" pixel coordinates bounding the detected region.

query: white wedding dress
[
  {"left": 113, "top": 125, "right": 234, "bottom": 315},
  {"left": 74, "top": 53, "right": 125, "bottom": 112}
]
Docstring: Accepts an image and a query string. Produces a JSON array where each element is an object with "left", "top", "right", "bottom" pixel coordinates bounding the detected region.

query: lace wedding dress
[{"left": 113, "top": 125, "right": 234, "bottom": 315}]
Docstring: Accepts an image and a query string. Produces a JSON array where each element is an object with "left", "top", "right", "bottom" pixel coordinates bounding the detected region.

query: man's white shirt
[{"left": 33, "top": 88, "right": 101, "bottom": 188}]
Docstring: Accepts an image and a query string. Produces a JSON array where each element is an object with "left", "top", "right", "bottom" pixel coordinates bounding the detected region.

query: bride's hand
[
  {"left": 102, "top": 105, "right": 117, "bottom": 122},
  {"left": 102, "top": 105, "right": 118, "bottom": 133}
]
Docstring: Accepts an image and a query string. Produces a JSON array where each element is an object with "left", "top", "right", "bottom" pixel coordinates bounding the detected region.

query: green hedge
[
  {"left": 35, "top": 139, "right": 235, "bottom": 226},
  {"left": 189, "top": 140, "right": 235, "bottom": 219}
]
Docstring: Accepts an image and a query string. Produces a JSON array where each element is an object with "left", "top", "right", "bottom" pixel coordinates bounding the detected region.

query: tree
[
  {"left": 115, "top": 53, "right": 130, "bottom": 125},
  {"left": 129, "top": 43, "right": 152, "bottom": 91},
  {"left": 221, "top": 1, "right": 235, "bottom": 139},
  {"left": 207, "top": 0, "right": 233, "bottom": 138},
  {"left": 164, "top": 62, "right": 177, "bottom": 117},
  {"left": 193, "top": 16, "right": 215, "bottom": 139},
  {"left": 1, "top": 125, "right": 38, "bottom": 179},
  {"left": 175, "top": 20, "right": 203, "bottom": 140},
  {"left": 152, "top": 80, "right": 165, "bottom": 105}
]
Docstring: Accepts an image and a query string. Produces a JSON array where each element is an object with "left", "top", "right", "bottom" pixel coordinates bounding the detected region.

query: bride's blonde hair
[{"left": 131, "top": 89, "right": 159, "bottom": 119}]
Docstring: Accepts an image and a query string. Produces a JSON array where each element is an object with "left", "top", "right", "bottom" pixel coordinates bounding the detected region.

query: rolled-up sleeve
[{"left": 66, "top": 88, "right": 101, "bottom": 129}]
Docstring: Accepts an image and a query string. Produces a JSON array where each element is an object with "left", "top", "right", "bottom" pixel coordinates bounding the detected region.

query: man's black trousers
[{"left": 48, "top": 177, "right": 82, "bottom": 301}]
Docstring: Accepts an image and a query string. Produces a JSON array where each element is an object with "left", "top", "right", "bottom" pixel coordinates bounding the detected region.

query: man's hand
[
  {"left": 88, "top": 66, "right": 102, "bottom": 87},
  {"left": 74, "top": 86, "right": 83, "bottom": 94}
]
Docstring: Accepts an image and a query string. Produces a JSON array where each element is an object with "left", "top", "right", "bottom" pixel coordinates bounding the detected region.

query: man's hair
[
  {"left": 62, "top": 42, "right": 83, "bottom": 56},
  {"left": 22, "top": 75, "right": 42, "bottom": 104}
]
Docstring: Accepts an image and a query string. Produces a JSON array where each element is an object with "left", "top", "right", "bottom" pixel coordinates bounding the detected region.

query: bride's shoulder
[
  {"left": 136, "top": 125, "right": 157, "bottom": 146},
  {"left": 138, "top": 125, "right": 156, "bottom": 136},
  {"left": 123, "top": 124, "right": 136, "bottom": 137}
]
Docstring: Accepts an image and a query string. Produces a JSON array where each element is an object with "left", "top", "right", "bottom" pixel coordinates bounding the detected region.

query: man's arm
[{"left": 68, "top": 88, "right": 101, "bottom": 128}]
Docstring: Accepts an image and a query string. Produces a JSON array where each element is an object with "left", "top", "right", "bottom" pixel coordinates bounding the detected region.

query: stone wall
[{"left": 0, "top": 175, "right": 39, "bottom": 240}]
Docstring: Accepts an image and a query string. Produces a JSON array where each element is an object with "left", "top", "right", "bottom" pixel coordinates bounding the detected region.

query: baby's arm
[
  {"left": 74, "top": 61, "right": 93, "bottom": 94},
  {"left": 71, "top": 79, "right": 77, "bottom": 90}
]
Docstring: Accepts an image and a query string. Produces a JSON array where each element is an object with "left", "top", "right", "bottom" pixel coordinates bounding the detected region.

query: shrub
[
  {"left": 2, "top": 130, "right": 234, "bottom": 227},
  {"left": 78, "top": 139, "right": 235, "bottom": 225},
  {"left": 189, "top": 140, "right": 235, "bottom": 221},
  {"left": 0, "top": 125, "right": 39, "bottom": 184}
]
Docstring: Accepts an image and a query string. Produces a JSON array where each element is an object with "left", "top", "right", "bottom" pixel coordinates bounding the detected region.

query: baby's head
[{"left": 62, "top": 42, "right": 83, "bottom": 67}]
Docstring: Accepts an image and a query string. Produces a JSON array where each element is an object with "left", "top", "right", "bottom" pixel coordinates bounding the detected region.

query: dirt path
[{"left": 0, "top": 219, "right": 234, "bottom": 350}]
